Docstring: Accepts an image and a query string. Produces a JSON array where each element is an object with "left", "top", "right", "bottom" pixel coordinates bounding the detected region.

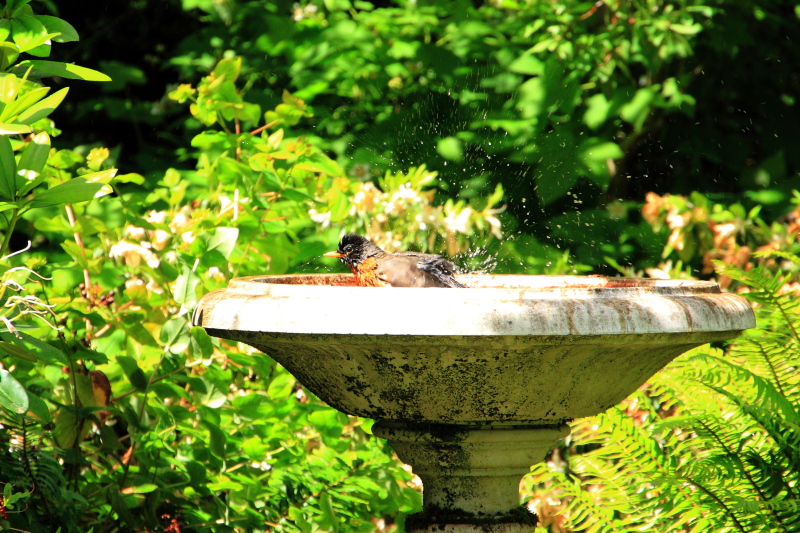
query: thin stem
[
  {"left": 64, "top": 204, "right": 92, "bottom": 290},
  {"left": 0, "top": 209, "right": 21, "bottom": 259}
]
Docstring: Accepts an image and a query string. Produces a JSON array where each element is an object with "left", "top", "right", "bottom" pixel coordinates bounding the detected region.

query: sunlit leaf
[
  {"left": 0, "top": 135, "right": 17, "bottom": 200},
  {"left": 15, "top": 86, "right": 68, "bottom": 124},
  {"left": 0, "top": 368, "right": 28, "bottom": 414},
  {"left": 0, "top": 340, "right": 37, "bottom": 361},
  {"left": 29, "top": 177, "right": 103, "bottom": 207},
  {"left": 35, "top": 15, "right": 79, "bottom": 42},
  {"left": 0, "top": 123, "right": 31, "bottom": 134},
  {"left": 15, "top": 60, "right": 111, "bottom": 81}
]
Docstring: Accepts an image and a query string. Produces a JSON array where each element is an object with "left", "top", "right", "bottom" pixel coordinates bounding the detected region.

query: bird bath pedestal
[{"left": 192, "top": 274, "right": 755, "bottom": 532}]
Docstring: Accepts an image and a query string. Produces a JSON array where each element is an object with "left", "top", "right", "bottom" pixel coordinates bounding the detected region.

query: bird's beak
[{"left": 323, "top": 251, "right": 345, "bottom": 258}]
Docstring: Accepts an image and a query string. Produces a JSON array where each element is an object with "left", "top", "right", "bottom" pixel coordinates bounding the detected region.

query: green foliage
[
  {"left": 2, "top": 1, "right": 800, "bottom": 532},
  {"left": 524, "top": 254, "right": 800, "bottom": 532}
]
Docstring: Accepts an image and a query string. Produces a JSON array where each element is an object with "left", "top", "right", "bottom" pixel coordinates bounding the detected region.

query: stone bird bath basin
[{"left": 192, "top": 274, "right": 755, "bottom": 532}]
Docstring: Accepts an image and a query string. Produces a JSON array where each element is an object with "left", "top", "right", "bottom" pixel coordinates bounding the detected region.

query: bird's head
[{"left": 323, "top": 234, "right": 381, "bottom": 267}]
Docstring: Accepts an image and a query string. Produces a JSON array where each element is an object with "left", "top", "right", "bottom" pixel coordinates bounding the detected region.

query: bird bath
[{"left": 192, "top": 274, "right": 755, "bottom": 532}]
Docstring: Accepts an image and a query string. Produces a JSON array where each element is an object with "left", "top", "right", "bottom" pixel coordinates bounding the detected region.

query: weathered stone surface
[{"left": 194, "top": 274, "right": 755, "bottom": 425}]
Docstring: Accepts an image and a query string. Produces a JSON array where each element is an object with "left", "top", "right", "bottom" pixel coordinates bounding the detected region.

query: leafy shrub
[{"left": 523, "top": 250, "right": 800, "bottom": 532}]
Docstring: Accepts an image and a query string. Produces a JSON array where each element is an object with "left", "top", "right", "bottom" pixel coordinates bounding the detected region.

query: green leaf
[
  {"left": 16, "top": 131, "right": 49, "bottom": 187},
  {"left": 669, "top": 22, "right": 702, "bottom": 35},
  {"left": 15, "top": 60, "right": 111, "bottom": 82},
  {"left": 0, "top": 368, "right": 28, "bottom": 414},
  {"left": 10, "top": 16, "right": 57, "bottom": 56},
  {"left": 189, "top": 326, "right": 214, "bottom": 360},
  {"left": 206, "top": 227, "right": 238, "bottom": 259},
  {"left": 204, "top": 421, "right": 227, "bottom": 458},
  {"left": 0, "top": 135, "right": 17, "bottom": 200},
  {"left": 26, "top": 392, "right": 50, "bottom": 422},
  {"left": 0, "top": 123, "right": 32, "bottom": 134},
  {"left": 34, "top": 15, "right": 79, "bottom": 43},
  {"left": 212, "top": 56, "right": 241, "bottom": 83},
  {"left": 437, "top": 136, "right": 464, "bottom": 162},
  {"left": 581, "top": 141, "right": 623, "bottom": 162},
  {"left": 160, "top": 318, "right": 190, "bottom": 353},
  {"left": 0, "top": 85, "right": 49, "bottom": 123},
  {"left": 16, "top": 86, "right": 68, "bottom": 124},
  {"left": 173, "top": 267, "right": 201, "bottom": 306},
  {"left": 116, "top": 355, "right": 148, "bottom": 391},
  {"left": 0, "top": 42, "right": 20, "bottom": 71},
  {"left": 508, "top": 54, "right": 544, "bottom": 75},
  {"left": 267, "top": 370, "right": 294, "bottom": 399},
  {"left": 583, "top": 93, "right": 611, "bottom": 130},
  {"left": 122, "top": 483, "right": 158, "bottom": 494},
  {"left": 620, "top": 86, "right": 659, "bottom": 131},
  {"left": 0, "top": 331, "right": 67, "bottom": 365},
  {"left": 30, "top": 177, "right": 103, "bottom": 208},
  {"left": 0, "top": 340, "right": 37, "bottom": 361}
]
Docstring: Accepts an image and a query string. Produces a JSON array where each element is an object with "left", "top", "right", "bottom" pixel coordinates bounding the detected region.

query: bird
[{"left": 323, "top": 234, "right": 466, "bottom": 288}]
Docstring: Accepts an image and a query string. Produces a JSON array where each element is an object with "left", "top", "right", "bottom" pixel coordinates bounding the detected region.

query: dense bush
[{"left": 1, "top": 0, "right": 800, "bottom": 532}]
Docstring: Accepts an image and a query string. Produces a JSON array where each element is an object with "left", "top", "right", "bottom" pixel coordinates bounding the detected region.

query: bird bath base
[
  {"left": 373, "top": 422, "right": 569, "bottom": 532},
  {"left": 193, "top": 274, "right": 755, "bottom": 531}
]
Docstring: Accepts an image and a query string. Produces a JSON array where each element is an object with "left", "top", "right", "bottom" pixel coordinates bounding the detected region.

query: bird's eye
[{"left": 343, "top": 245, "right": 353, "bottom": 252}]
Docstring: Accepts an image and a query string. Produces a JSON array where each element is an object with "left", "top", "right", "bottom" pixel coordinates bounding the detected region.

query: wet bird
[{"left": 323, "top": 234, "right": 466, "bottom": 288}]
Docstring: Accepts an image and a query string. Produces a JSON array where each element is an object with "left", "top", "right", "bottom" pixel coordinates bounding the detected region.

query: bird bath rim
[{"left": 192, "top": 274, "right": 755, "bottom": 337}]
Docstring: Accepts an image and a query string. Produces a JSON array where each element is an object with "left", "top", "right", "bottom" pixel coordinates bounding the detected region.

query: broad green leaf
[
  {"left": 267, "top": 370, "right": 294, "bottom": 399},
  {"left": 116, "top": 355, "right": 148, "bottom": 391},
  {"left": 0, "top": 368, "right": 28, "bottom": 414},
  {"left": 10, "top": 16, "right": 57, "bottom": 55},
  {"left": 160, "top": 318, "right": 190, "bottom": 353},
  {"left": 0, "top": 85, "right": 49, "bottom": 122},
  {"left": 29, "top": 177, "right": 103, "bottom": 208},
  {"left": 0, "top": 135, "right": 17, "bottom": 200},
  {"left": 581, "top": 142, "right": 623, "bottom": 162},
  {"left": 15, "top": 60, "right": 111, "bottom": 81},
  {"left": 583, "top": 93, "right": 611, "bottom": 130},
  {"left": 16, "top": 131, "right": 49, "bottom": 186},
  {"left": 26, "top": 392, "right": 50, "bottom": 422},
  {"left": 0, "top": 331, "right": 67, "bottom": 365},
  {"left": 189, "top": 326, "right": 214, "bottom": 360},
  {"left": 0, "top": 42, "right": 20, "bottom": 71},
  {"left": 508, "top": 54, "right": 544, "bottom": 75},
  {"left": 0, "top": 340, "right": 37, "bottom": 361},
  {"left": 174, "top": 268, "right": 201, "bottom": 306},
  {"left": 212, "top": 56, "right": 241, "bottom": 84},
  {"left": 204, "top": 421, "right": 227, "bottom": 458},
  {"left": 0, "top": 73, "right": 18, "bottom": 104},
  {"left": 16, "top": 86, "right": 68, "bottom": 124},
  {"left": 206, "top": 227, "right": 238, "bottom": 259},
  {"left": 620, "top": 86, "right": 659, "bottom": 131},
  {"left": 437, "top": 136, "right": 464, "bottom": 162},
  {"left": 35, "top": 15, "right": 79, "bottom": 43},
  {"left": 0, "top": 123, "right": 31, "bottom": 134},
  {"left": 115, "top": 172, "right": 145, "bottom": 184}
]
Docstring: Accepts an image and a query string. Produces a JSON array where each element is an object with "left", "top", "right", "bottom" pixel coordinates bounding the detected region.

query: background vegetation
[{"left": 0, "top": 0, "right": 799, "bottom": 531}]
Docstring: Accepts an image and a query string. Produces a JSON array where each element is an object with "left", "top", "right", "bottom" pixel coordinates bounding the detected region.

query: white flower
[
  {"left": 309, "top": 208, "right": 331, "bottom": 227},
  {"left": 486, "top": 214, "right": 502, "bottom": 239},
  {"left": 110, "top": 240, "right": 160, "bottom": 268},
  {"left": 124, "top": 225, "right": 147, "bottom": 240},
  {"left": 151, "top": 229, "right": 171, "bottom": 251},
  {"left": 444, "top": 207, "right": 472, "bottom": 234},
  {"left": 147, "top": 210, "right": 167, "bottom": 224}
]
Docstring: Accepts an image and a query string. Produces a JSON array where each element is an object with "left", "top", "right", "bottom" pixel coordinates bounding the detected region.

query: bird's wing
[{"left": 387, "top": 252, "right": 466, "bottom": 288}]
